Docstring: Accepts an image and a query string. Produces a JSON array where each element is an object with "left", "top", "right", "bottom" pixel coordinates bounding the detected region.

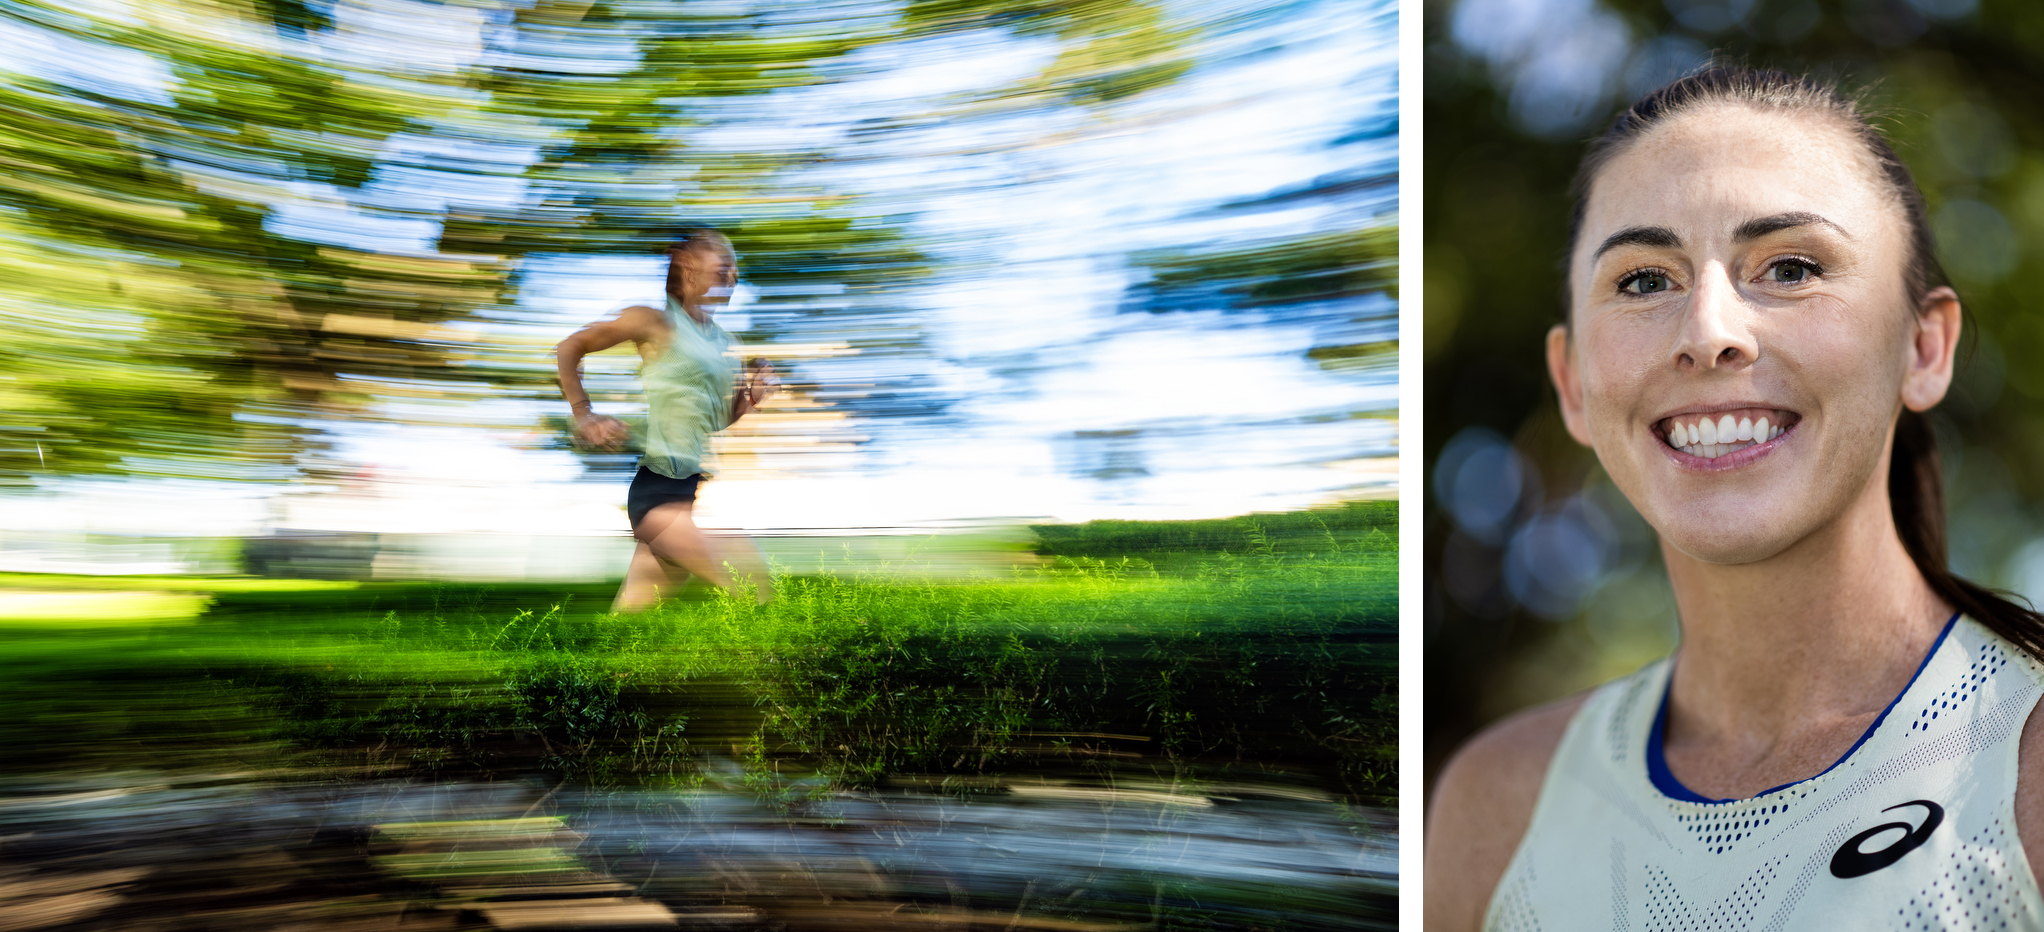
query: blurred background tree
[
  {"left": 0, "top": 0, "right": 1253, "bottom": 485},
  {"left": 1425, "top": 0, "right": 2044, "bottom": 790}
]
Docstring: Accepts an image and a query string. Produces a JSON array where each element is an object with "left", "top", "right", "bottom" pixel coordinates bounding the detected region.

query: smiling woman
[{"left": 1426, "top": 67, "right": 2044, "bottom": 930}]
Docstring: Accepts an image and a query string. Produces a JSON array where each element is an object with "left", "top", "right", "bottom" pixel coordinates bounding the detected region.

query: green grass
[{"left": 0, "top": 502, "right": 1397, "bottom": 803}]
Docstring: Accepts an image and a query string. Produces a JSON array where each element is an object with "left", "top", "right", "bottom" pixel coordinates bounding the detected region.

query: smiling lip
[{"left": 1655, "top": 406, "right": 1801, "bottom": 464}]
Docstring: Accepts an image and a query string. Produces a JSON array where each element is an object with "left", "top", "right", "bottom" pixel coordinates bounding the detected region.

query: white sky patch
[
  {"left": 515, "top": 255, "right": 673, "bottom": 323},
  {"left": 361, "top": 164, "right": 532, "bottom": 213},
  {"left": 826, "top": 29, "right": 1062, "bottom": 103},
  {"left": 265, "top": 200, "right": 444, "bottom": 252},
  {"left": 918, "top": 260, "right": 1124, "bottom": 358},
  {"left": 326, "top": 0, "right": 488, "bottom": 73},
  {"left": 982, "top": 321, "right": 1382, "bottom": 428},
  {"left": 378, "top": 132, "right": 544, "bottom": 171},
  {"left": 0, "top": 15, "right": 176, "bottom": 104}
]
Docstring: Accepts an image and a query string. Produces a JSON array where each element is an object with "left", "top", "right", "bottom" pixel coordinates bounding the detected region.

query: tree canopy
[{"left": 1, "top": 0, "right": 1230, "bottom": 486}]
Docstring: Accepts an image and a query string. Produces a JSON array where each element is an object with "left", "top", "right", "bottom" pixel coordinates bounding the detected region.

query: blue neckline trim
[{"left": 1645, "top": 611, "right": 1961, "bottom": 804}]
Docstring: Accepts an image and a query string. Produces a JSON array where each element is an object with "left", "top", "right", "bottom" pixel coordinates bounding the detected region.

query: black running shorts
[{"left": 627, "top": 467, "right": 703, "bottom": 527}]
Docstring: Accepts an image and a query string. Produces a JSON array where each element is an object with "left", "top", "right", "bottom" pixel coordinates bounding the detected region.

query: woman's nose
[{"left": 1672, "top": 264, "right": 1759, "bottom": 371}]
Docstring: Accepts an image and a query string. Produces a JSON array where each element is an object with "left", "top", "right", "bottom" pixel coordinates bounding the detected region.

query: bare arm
[
  {"left": 1424, "top": 694, "right": 1584, "bottom": 932},
  {"left": 728, "top": 357, "right": 778, "bottom": 425},
  {"left": 556, "top": 305, "right": 660, "bottom": 449},
  {"left": 2012, "top": 686, "right": 2044, "bottom": 885}
]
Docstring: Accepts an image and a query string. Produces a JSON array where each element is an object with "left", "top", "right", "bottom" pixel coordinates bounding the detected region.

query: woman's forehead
[
  {"left": 674, "top": 242, "right": 736, "bottom": 264},
  {"left": 1582, "top": 105, "right": 1895, "bottom": 246}
]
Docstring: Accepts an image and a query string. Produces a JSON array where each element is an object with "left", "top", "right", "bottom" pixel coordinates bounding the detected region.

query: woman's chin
[{"left": 1658, "top": 523, "right": 1798, "bottom": 566}]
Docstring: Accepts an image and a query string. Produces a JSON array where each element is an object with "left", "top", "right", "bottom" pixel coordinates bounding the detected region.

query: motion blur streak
[
  {"left": 0, "top": 0, "right": 1391, "bottom": 532},
  {"left": 0, "top": 0, "right": 1395, "bottom": 925},
  {"left": 0, "top": 511, "right": 1397, "bottom": 929},
  {"left": 0, "top": 774, "right": 1394, "bottom": 929}
]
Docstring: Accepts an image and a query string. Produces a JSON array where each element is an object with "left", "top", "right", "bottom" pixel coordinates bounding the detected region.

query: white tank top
[{"left": 1487, "top": 615, "right": 2044, "bottom": 931}]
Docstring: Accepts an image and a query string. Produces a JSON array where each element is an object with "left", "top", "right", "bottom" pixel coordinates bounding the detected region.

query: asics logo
[{"left": 1829, "top": 800, "right": 1943, "bottom": 879}]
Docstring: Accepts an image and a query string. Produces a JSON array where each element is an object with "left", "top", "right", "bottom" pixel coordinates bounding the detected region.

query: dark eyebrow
[
  {"left": 1733, "top": 211, "right": 1850, "bottom": 242},
  {"left": 1593, "top": 225, "right": 1680, "bottom": 261}
]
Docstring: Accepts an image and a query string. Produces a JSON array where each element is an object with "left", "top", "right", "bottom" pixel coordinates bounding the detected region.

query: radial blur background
[
  {"left": 1425, "top": 0, "right": 2044, "bottom": 791},
  {"left": 1, "top": 0, "right": 1395, "bottom": 579}
]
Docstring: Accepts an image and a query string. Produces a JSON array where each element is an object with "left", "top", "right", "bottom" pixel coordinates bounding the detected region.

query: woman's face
[
  {"left": 1551, "top": 103, "right": 1957, "bottom": 565},
  {"left": 671, "top": 243, "right": 738, "bottom": 306}
]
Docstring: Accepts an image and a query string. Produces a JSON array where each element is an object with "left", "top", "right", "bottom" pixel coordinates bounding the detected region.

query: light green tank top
[{"left": 640, "top": 296, "right": 738, "bottom": 479}]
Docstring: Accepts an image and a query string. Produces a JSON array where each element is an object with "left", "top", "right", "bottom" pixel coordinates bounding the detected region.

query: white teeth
[{"left": 1671, "top": 413, "right": 1792, "bottom": 457}]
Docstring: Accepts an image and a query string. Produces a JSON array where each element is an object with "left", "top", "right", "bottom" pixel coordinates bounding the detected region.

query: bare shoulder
[
  {"left": 2012, "top": 682, "right": 2044, "bottom": 885},
  {"left": 595, "top": 304, "right": 668, "bottom": 344},
  {"left": 614, "top": 303, "right": 664, "bottom": 330},
  {"left": 1424, "top": 692, "right": 1589, "bottom": 932}
]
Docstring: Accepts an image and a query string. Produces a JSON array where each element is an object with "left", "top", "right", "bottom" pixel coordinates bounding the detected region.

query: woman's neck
[
  {"left": 666, "top": 288, "right": 711, "bottom": 325},
  {"left": 1661, "top": 471, "right": 1951, "bottom": 791}
]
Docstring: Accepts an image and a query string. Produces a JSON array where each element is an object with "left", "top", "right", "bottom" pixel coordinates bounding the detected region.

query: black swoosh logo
[{"left": 1829, "top": 800, "right": 1944, "bottom": 879}]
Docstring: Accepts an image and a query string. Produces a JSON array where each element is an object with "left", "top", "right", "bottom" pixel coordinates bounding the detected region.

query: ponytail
[{"left": 1890, "top": 408, "right": 2044, "bottom": 660}]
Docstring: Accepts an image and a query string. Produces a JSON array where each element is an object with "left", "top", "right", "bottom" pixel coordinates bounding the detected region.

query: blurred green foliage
[
  {"left": 1425, "top": 0, "right": 2044, "bottom": 783},
  {"left": 1126, "top": 227, "right": 1398, "bottom": 313},
  {"left": 0, "top": 506, "right": 1395, "bottom": 802},
  {"left": 0, "top": 0, "right": 1212, "bottom": 485}
]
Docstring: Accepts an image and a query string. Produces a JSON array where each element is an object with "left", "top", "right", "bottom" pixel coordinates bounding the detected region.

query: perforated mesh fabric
[
  {"left": 1639, "top": 855, "right": 1786, "bottom": 931},
  {"left": 1489, "top": 864, "right": 1542, "bottom": 932},
  {"left": 1484, "top": 617, "right": 2044, "bottom": 932},
  {"left": 1891, "top": 819, "right": 2033, "bottom": 931},
  {"left": 1612, "top": 840, "right": 1630, "bottom": 929}
]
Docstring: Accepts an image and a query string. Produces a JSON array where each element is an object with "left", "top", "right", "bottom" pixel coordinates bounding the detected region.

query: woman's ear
[
  {"left": 1547, "top": 323, "right": 1594, "bottom": 446},
  {"left": 1902, "top": 286, "right": 1962, "bottom": 413}
]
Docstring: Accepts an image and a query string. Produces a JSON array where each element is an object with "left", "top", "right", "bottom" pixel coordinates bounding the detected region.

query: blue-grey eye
[
  {"left": 1766, "top": 260, "right": 1817, "bottom": 283},
  {"left": 1622, "top": 271, "right": 1671, "bottom": 294}
]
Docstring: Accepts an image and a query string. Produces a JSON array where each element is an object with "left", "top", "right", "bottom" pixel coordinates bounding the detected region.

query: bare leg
[
  {"left": 613, "top": 540, "right": 689, "bottom": 613},
  {"left": 635, "top": 501, "right": 768, "bottom": 601},
  {"left": 640, "top": 501, "right": 733, "bottom": 589},
  {"left": 614, "top": 501, "right": 775, "bottom": 609},
  {"left": 716, "top": 533, "right": 776, "bottom": 603}
]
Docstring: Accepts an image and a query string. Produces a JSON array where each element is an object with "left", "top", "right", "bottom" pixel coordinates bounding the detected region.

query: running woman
[
  {"left": 555, "top": 228, "right": 776, "bottom": 610},
  {"left": 1429, "top": 67, "right": 2044, "bottom": 929}
]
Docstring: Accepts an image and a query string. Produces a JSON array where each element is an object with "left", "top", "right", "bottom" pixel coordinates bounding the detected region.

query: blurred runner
[{"left": 556, "top": 228, "right": 777, "bottom": 610}]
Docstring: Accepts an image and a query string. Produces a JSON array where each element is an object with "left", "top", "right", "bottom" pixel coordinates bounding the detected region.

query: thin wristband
[{"left": 570, "top": 400, "right": 593, "bottom": 412}]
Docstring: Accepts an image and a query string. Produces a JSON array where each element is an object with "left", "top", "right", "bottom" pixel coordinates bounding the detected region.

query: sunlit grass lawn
[{"left": 0, "top": 503, "right": 1396, "bottom": 803}]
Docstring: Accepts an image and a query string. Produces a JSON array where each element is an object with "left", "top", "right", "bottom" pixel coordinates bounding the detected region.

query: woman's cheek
[
  {"left": 1783, "top": 316, "right": 1908, "bottom": 408},
  {"left": 1582, "top": 332, "right": 1662, "bottom": 418}
]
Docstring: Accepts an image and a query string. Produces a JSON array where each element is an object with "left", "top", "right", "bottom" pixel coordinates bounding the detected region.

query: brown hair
[
  {"left": 667, "top": 227, "right": 731, "bottom": 255},
  {"left": 1565, "top": 65, "right": 2044, "bottom": 660},
  {"left": 664, "top": 227, "right": 733, "bottom": 295}
]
